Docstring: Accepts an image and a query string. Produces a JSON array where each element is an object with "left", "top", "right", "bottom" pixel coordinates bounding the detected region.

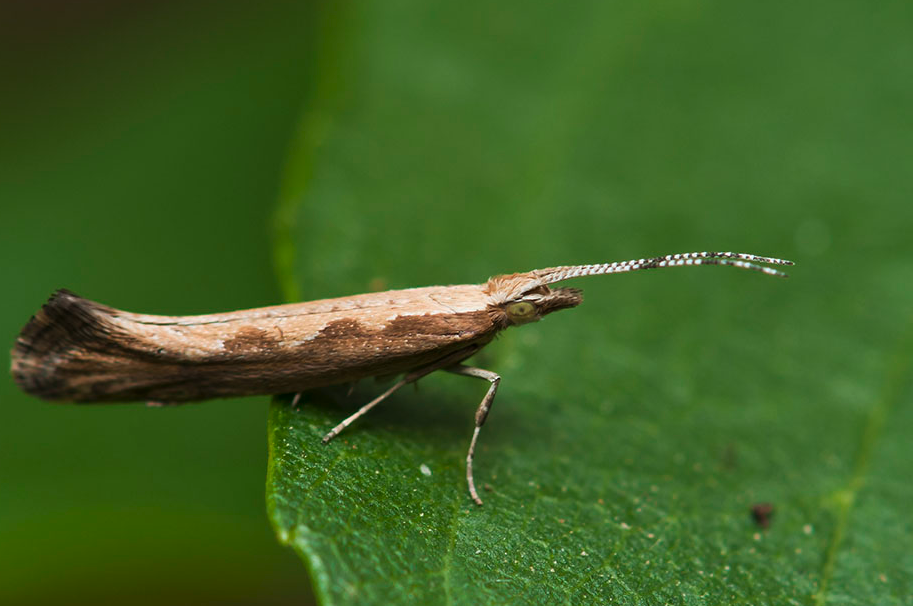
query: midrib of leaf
[
  {"left": 814, "top": 317, "right": 913, "bottom": 605},
  {"left": 441, "top": 494, "right": 461, "bottom": 606}
]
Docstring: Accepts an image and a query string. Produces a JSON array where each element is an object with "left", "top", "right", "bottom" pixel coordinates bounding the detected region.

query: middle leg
[{"left": 445, "top": 364, "right": 501, "bottom": 506}]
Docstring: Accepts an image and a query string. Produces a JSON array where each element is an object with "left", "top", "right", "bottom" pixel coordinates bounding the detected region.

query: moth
[{"left": 11, "top": 251, "right": 791, "bottom": 505}]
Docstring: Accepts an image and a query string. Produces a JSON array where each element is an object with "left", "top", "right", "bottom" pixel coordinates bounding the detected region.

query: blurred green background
[
  {"left": 2, "top": 0, "right": 912, "bottom": 604},
  {"left": 1, "top": 1, "right": 319, "bottom": 603}
]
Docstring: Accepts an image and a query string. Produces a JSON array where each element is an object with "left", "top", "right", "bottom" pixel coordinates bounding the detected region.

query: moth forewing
[
  {"left": 11, "top": 285, "right": 499, "bottom": 403},
  {"left": 11, "top": 250, "right": 792, "bottom": 505}
]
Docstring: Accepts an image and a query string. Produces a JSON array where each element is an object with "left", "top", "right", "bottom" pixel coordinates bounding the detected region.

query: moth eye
[{"left": 505, "top": 301, "right": 537, "bottom": 324}]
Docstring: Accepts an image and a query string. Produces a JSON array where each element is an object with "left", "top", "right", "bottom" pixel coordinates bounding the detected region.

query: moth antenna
[{"left": 536, "top": 251, "right": 793, "bottom": 284}]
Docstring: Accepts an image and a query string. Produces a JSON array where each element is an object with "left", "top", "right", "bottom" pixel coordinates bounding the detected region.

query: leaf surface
[{"left": 267, "top": 2, "right": 913, "bottom": 604}]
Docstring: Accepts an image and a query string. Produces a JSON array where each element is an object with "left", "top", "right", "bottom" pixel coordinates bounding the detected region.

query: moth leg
[
  {"left": 321, "top": 345, "right": 481, "bottom": 444},
  {"left": 321, "top": 378, "right": 408, "bottom": 444},
  {"left": 444, "top": 364, "right": 501, "bottom": 506},
  {"left": 290, "top": 392, "right": 302, "bottom": 407}
]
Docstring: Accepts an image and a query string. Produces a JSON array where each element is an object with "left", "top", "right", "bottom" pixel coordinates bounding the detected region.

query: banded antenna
[{"left": 535, "top": 251, "right": 793, "bottom": 284}]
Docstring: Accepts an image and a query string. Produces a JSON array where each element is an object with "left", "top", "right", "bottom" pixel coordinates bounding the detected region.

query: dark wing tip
[
  {"left": 11, "top": 290, "right": 113, "bottom": 399},
  {"left": 15, "top": 289, "right": 96, "bottom": 349}
]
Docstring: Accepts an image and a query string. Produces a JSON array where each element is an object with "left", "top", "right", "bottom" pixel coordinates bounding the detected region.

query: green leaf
[{"left": 267, "top": 2, "right": 913, "bottom": 604}]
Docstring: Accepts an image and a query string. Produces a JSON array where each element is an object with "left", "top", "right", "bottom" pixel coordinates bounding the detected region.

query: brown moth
[{"left": 11, "top": 251, "right": 792, "bottom": 505}]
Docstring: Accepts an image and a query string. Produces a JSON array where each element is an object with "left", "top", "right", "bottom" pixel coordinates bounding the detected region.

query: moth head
[
  {"left": 484, "top": 252, "right": 793, "bottom": 328},
  {"left": 484, "top": 274, "right": 582, "bottom": 327}
]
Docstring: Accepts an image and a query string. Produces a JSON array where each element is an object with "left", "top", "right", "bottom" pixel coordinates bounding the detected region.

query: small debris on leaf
[{"left": 751, "top": 502, "right": 775, "bottom": 529}]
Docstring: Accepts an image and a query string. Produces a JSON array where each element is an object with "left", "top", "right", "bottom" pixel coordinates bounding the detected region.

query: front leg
[{"left": 445, "top": 364, "right": 501, "bottom": 506}]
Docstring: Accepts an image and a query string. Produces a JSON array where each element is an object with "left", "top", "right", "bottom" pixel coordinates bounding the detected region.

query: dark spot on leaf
[{"left": 751, "top": 503, "right": 775, "bottom": 529}]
